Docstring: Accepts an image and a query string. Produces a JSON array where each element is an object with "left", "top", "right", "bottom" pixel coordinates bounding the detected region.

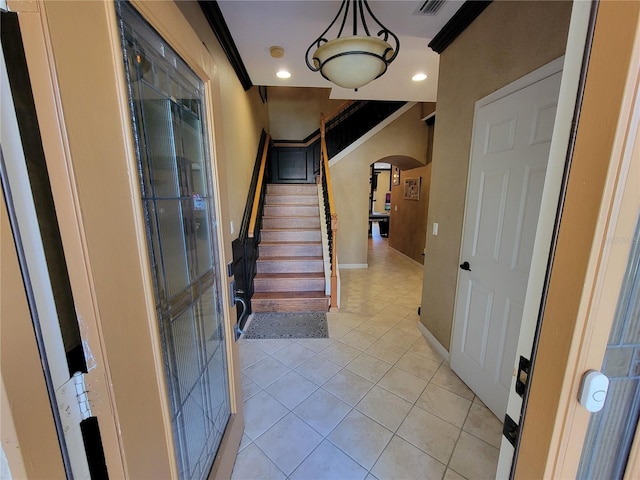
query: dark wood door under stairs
[{"left": 252, "top": 184, "right": 330, "bottom": 312}]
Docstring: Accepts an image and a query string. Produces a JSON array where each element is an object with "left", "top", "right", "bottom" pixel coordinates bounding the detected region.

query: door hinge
[
  {"left": 503, "top": 414, "right": 519, "bottom": 447},
  {"left": 73, "top": 371, "right": 92, "bottom": 420},
  {"left": 515, "top": 356, "right": 531, "bottom": 397}
]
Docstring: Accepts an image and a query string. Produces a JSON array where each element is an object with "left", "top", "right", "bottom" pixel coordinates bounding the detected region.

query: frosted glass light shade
[{"left": 313, "top": 36, "right": 393, "bottom": 89}]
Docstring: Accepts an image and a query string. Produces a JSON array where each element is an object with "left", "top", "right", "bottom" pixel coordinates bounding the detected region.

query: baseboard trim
[
  {"left": 388, "top": 246, "right": 424, "bottom": 268},
  {"left": 417, "top": 321, "right": 450, "bottom": 362},
  {"left": 339, "top": 263, "right": 368, "bottom": 269}
]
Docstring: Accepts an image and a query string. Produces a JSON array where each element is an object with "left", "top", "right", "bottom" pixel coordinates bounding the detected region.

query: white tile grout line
[
  {"left": 234, "top": 237, "right": 499, "bottom": 479},
  {"left": 237, "top": 333, "right": 499, "bottom": 479}
]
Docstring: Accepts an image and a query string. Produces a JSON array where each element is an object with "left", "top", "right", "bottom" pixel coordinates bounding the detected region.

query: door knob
[{"left": 460, "top": 261, "right": 471, "bottom": 271}]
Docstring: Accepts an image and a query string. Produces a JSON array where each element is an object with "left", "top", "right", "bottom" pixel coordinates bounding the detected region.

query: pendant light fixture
[{"left": 305, "top": 0, "right": 400, "bottom": 90}]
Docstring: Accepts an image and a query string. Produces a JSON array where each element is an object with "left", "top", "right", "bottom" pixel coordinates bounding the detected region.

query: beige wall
[
  {"left": 389, "top": 164, "right": 432, "bottom": 264},
  {"left": 221, "top": 85, "right": 269, "bottom": 236},
  {"left": 268, "top": 87, "right": 344, "bottom": 140},
  {"left": 420, "top": 1, "right": 573, "bottom": 348},
  {"left": 177, "top": 2, "right": 269, "bottom": 239},
  {"left": 332, "top": 104, "right": 428, "bottom": 265}
]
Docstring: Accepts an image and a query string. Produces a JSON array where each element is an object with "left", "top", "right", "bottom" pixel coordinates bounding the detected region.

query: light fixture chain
[
  {"left": 358, "top": 1, "right": 371, "bottom": 37},
  {"left": 305, "top": 0, "right": 349, "bottom": 71},
  {"left": 338, "top": 0, "right": 349, "bottom": 38},
  {"left": 352, "top": 0, "right": 358, "bottom": 36},
  {"left": 362, "top": 0, "right": 399, "bottom": 59}
]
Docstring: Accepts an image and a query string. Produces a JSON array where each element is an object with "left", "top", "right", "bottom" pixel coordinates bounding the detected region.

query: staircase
[{"left": 251, "top": 184, "right": 330, "bottom": 312}]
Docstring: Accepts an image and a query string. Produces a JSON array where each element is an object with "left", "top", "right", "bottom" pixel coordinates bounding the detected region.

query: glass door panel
[
  {"left": 116, "top": 3, "right": 230, "bottom": 479},
  {"left": 155, "top": 198, "right": 190, "bottom": 300}
]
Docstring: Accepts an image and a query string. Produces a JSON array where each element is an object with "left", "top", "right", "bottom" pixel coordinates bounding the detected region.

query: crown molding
[
  {"left": 428, "top": 1, "right": 492, "bottom": 54},
  {"left": 198, "top": 1, "right": 253, "bottom": 91}
]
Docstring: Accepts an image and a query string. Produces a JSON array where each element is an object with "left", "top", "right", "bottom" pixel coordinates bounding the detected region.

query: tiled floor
[{"left": 232, "top": 227, "right": 502, "bottom": 479}]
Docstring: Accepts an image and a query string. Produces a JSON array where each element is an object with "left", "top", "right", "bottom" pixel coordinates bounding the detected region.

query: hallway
[{"left": 232, "top": 227, "right": 502, "bottom": 479}]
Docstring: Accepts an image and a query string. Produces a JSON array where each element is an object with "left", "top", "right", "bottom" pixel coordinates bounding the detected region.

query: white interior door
[{"left": 450, "top": 68, "right": 562, "bottom": 419}]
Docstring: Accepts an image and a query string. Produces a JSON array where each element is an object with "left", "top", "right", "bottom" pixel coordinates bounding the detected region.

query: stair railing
[
  {"left": 248, "top": 133, "right": 271, "bottom": 239},
  {"left": 231, "top": 131, "right": 270, "bottom": 332},
  {"left": 324, "top": 100, "right": 406, "bottom": 158},
  {"left": 320, "top": 114, "right": 339, "bottom": 311}
]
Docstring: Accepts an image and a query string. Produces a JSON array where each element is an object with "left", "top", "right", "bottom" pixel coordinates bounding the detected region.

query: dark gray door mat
[{"left": 242, "top": 312, "right": 328, "bottom": 339}]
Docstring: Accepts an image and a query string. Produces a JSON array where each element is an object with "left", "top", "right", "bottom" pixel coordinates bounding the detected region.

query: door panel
[
  {"left": 511, "top": 166, "right": 546, "bottom": 272},
  {"left": 530, "top": 102, "right": 558, "bottom": 145},
  {"left": 473, "top": 170, "right": 509, "bottom": 261},
  {"left": 461, "top": 280, "right": 493, "bottom": 367},
  {"left": 497, "top": 301, "right": 522, "bottom": 389},
  {"left": 484, "top": 116, "right": 516, "bottom": 154},
  {"left": 451, "top": 70, "right": 562, "bottom": 418}
]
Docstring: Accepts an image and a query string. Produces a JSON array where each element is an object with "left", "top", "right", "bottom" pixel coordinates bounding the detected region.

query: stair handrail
[
  {"left": 320, "top": 113, "right": 339, "bottom": 310},
  {"left": 248, "top": 133, "right": 271, "bottom": 238}
]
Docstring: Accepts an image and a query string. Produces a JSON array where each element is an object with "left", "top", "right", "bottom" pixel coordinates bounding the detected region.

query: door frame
[
  {"left": 9, "top": 0, "right": 244, "bottom": 477},
  {"left": 515, "top": 2, "right": 640, "bottom": 477},
  {"left": 3, "top": 2, "right": 125, "bottom": 476}
]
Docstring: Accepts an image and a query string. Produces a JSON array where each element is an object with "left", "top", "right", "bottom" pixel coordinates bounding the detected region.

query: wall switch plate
[
  {"left": 433, "top": 223, "right": 439, "bottom": 235},
  {"left": 230, "top": 221, "right": 235, "bottom": 234},
  {"left": 395, "top": 205, "right": 398, "bottom": 211}
]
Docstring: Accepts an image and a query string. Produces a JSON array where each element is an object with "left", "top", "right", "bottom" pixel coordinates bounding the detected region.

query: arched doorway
[{"left": 368, "top": 156, "right": 431, "bottom": 264}]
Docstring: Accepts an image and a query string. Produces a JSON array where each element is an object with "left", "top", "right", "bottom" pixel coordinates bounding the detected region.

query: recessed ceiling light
[
  {"left": 276, "top": 70, "right": 291, "bottom": 79},
  {"left": 412, "top": 73, "right": 428, "bottom": 82}
]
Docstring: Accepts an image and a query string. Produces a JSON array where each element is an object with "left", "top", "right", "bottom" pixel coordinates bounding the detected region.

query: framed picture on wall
[
  {"left": 404, "top": 177, "right": 421, "bottom": 200},
  {"left": 392, "top": 166, "right": 400, "bottom": 186}
]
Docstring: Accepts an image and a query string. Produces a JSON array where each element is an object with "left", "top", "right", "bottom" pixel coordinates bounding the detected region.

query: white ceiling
[{"left": 217, "top": 0, "right": 465, "bottom": 102}]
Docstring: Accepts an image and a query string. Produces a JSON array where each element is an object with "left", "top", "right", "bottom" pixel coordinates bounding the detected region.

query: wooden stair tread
[
  {"left": 263, "top": 215, "right": 320, "bottom": 218},
  {"left": 266, "top": 192, "right": 317, "bottom": 195},
  {"left": 263, "top": 215, "right": 320, "bottom": 219},
  {"left": 261, "top": 227, "right": 321, "bottom": 231},
  {"left": 252, "top": 291, "right": 328, "bottom": 299},
  {"left": 266, "top": 197, "right": 318, "bottom": 202},
  {"left": 264, "top": 202, "right": 318, "bottom": 205},
  {"left": 266, "top": 191, "right": 317, "bottom": 194},
  {"left": 255, "top": 272, "right": 324, "bottom": 279},
  {"left": 262, "top": 216, "right": 320, "bottom": 220},
  {"left": 258, "top": 256, "right": 323, "bottom": 261},
  {"left": 267, "top": 185, "right": 316, "bottom": 190},
  {"left": 255, "top": 183, "right": 329, "bottom": 312},
  {"left": 259, "top": 241, "right": 322, "bottom": 245}
]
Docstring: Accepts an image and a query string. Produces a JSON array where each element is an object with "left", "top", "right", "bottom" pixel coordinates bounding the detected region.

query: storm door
[{"left": 116, "top": 3, "right": 230, "bottom": 479}]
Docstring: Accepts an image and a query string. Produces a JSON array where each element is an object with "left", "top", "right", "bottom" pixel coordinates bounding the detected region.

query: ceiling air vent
[{"left": 414, "top": 0, "right": 447, "bottom": 16}]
